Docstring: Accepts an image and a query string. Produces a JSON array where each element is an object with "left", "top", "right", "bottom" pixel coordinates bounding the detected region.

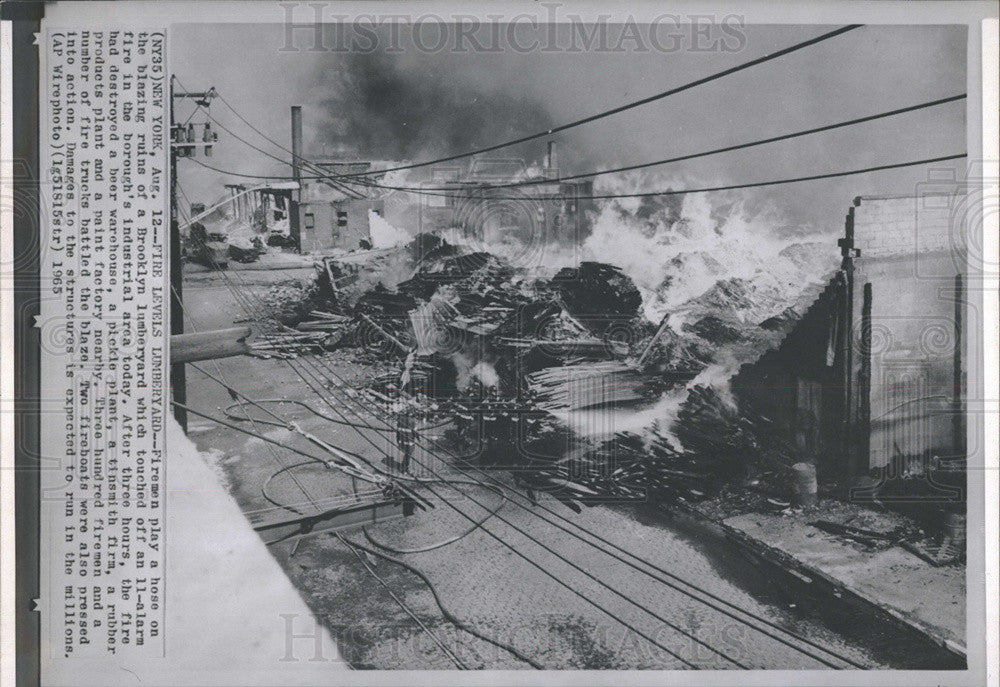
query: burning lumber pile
[
  {"left": 611, "top": 385, "right": 794, "bottom": 503},
  {"left": 257, "top": 231, "right": 812, "bottom": 509},
  {"left": 553, "top": 261, "right": 643, "bottom": 335},
  {"left": 526, "top": 361, "right": 647, "bottom": 412}
]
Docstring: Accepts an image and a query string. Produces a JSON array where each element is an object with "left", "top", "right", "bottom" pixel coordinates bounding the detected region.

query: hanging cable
[
  {"left": 389, "top": 94, "right": 968, "bottom": 191},
  {"left": 336, "top": 533, "right": 469, "bottom": 669},
  {"left": 185, "top": 152, "right": 967, "bottom": 203},
  {"left": 338, "top": 532, "right": 545, "bottom": 669},
  {"left": 340, "top": 25, "right": 863, "bottom": 177}
]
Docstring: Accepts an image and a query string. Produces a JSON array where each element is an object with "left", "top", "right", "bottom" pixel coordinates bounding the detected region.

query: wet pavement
[{"left": 180, "top": 266, "right": 959, "bottom": 670}]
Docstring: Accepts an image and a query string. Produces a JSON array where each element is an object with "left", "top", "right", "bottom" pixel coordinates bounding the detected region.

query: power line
[
  {"left": 173, "top": 270, "right": 730, "bottom": 668},
  {"left": 399, "top": 94, "right": 968, "bottom": 191},
  {"left": 172, "top": 73, "right": 372, "bottom": 198},
  {"left": 184, "top": 26, "right": 868, "bottom": 198},
  {"left": 341, "top": 25, "right": 863, "bottom": 177},
  {"left": 200, "top": 107, "right": 369, "bottom": 199},
  {"left": 184, "top": 90, "right": 966, "bottom": 198},
  {"left": 336, "top": 532, "right": 470, "bottom": 669},
  {"left": 187, "top": 152, "right": 968, "bottom": 202}
]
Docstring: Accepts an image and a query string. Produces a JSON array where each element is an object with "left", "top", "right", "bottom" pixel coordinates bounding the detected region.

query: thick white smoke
[
  {"left": 368, "top": 210, "right": 411, "bottom": 248},
  {"left": 580, "top": 171, "right": 839, "bottom": 324}
]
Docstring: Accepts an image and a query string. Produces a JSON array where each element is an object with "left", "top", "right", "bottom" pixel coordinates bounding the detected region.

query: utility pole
[
  {"left": 169, "top": 78, "right": 218, "bottom": 432},
  {"left": 290, "top": 105, "right": 304, "bottom": 251}
]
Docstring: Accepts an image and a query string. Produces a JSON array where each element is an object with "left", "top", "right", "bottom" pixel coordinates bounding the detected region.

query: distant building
[
  {"left": 417, "top": 143, "right": 595, "bottom": 245},
  {"left": 295, "top": 159, "right": 395, "bottom": 252},
  {"left": 298, "top": 196, "right": 384, "bottom": 252},
  {"left": 734, "top": 193, "right": 967, "bottom": 503}
]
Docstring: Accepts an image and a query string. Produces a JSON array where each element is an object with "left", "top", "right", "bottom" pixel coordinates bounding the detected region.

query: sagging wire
[
  {"left": 185, "top": 239, "right": 854, "bottom": 667},
  {"left": 337, "top": 532, "right": 545, "bottom": 669},
  {"left": 174, "top": 208, "right": 732, "bottom": 668},
  {"left": 335, "top": 532, "right": 469, "bottom": 670},
  {"left": 174, "top": 286, "right": 321, "bottom": 514}
]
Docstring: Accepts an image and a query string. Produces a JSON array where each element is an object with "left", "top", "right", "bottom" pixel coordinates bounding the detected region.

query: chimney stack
[
  {"left": 546, "top": 140, "right": 557, "bottom": 179},
  {"left": 291, "top": 105, "right": 303, "bottom": 200}
]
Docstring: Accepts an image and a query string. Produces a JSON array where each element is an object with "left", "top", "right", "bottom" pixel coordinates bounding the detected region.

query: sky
[{"left": 172, "top": 22, "right": 967, "bottom": 236}]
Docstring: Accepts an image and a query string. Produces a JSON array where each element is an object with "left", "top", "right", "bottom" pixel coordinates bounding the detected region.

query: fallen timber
[{"left": 171, "top": 327, "right": 252, "bottom": 364}]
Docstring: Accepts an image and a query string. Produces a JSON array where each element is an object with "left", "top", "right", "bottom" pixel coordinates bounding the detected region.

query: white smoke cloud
[
  {"left": 580, "top": 171, "right": 839, "bottom": 323},
  {"left": 368, "top": 210, "right": 411, "bottom": 248}
]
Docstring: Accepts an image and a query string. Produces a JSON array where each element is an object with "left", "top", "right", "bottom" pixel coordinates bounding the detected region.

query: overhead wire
[
  {"left": 164, "top": 35, "right": 956, "bottom": 662},
  {"left": 172, "top": 73, "right": 370, "bottom": 199},
  {"left": 339, "top": 25, "right": 864, "bottom": 177},
  {"left": 336, "top": 532, "right": 469, "bottom": 669},
  {"left": 179, "top": 245, "right": 855, "bottom": 667},
  {"left": 185, "top": 152, "right": 968, "bottom": 203},
  {"left": 332, "top": 153, "right": 971, "bottom": 201},
  {"left": 384, "top": 94, "right": 968, "bottom": 191},
  {"left": 181, "top": 26, "right": 956, "bottom": 207}
]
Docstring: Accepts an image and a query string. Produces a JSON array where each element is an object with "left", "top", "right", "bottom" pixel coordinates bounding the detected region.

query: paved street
[{"left": 181, "top": 267, "right": 944, "bottom": 670}]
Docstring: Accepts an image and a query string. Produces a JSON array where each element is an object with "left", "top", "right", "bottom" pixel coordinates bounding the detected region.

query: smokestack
[
  {"left": 291, "top": 105, "right": 303, "bottom": 200},
  {"left": 546, "top": 140, "right": 557, "bottom": 179}
]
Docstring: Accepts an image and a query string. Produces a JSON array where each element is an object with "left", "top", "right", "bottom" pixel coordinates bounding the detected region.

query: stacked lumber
[
  {"left": 295, "top": 310, "right": 352, "bottom": 332},
  {"left": 526, "top": 361, "right": 645, "bottom": 411},
  {"left": 602, "top": 430, "right": 714, "bottom": 502},
  {"left": 249, "top": 330, "right": 337, "bottom": 359}
]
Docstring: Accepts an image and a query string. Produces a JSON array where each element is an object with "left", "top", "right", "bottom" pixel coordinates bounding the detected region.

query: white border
[
  {"left": 980, "top": 16, "right": 998, "bottom": 687},
  {"left": 0, "top": 16, "right": 17, "bottom": 687},
  {"left": 3, "top": 3, "right": 997, "bottom": 687}
]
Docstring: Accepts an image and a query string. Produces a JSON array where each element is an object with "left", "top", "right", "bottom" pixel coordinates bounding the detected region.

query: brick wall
[{"left": 851, "top": 194, "right": 958, "bottom": 259}]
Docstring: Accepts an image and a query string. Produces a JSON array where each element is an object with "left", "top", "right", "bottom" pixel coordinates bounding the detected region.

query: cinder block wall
[
  {"left": 849, "top": 194, "right": 965, "bottom": 478},
  {"left": 852, "top": 194, "right": 956, "bottom": 259}
]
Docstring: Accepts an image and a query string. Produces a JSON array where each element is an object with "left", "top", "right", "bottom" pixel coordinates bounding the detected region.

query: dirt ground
[{"left": 179, "top": 265, "right": 952, "bottom": 670}]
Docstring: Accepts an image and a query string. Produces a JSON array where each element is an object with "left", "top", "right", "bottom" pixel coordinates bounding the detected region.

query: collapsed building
[
  {"left": 262, "top": 177, "right": 969, "bottom": 525},
  {"left": 733, "top": 194, "right": 967, "bottom": 510}
]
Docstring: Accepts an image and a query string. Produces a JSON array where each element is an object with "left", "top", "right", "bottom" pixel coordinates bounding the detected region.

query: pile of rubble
[{"left": 262, "top": 232, "right": 811, "bottom": 508}]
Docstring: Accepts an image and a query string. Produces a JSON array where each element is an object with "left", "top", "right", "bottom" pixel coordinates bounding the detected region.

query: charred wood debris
[{"left": 259, "top": 234, "right": 800, "bottom": 512}]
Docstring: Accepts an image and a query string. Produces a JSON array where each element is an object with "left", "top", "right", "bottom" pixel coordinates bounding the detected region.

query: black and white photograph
[{"left": 1, "top": 2, "right": 997, "bottom": 685}]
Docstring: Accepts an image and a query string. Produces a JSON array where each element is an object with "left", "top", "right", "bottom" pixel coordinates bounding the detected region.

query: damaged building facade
[{"left": 734, "top": 194, "right": 967, "bottom": 505}]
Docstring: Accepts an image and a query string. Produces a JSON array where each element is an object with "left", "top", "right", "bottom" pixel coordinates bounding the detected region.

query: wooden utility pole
[{"left": 169, "top": 78, "right": 218, "bottom": 431}]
